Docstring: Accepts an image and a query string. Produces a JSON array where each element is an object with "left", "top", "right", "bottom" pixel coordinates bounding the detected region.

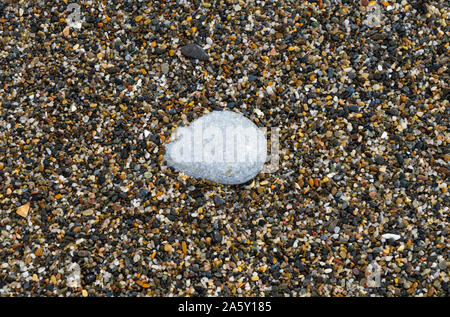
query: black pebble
[
  {"left": 180, "top": 43, "right": 209, "bottom": 61},
  {"left": 84, "top": 273, "right": 96, "bottom": 284}
]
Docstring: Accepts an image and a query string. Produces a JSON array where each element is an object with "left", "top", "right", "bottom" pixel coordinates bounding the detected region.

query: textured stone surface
[
  {"left": 164, "top": 111, "right": 267, "bottom": 184},
  {"left": 180, "top": 43, "right": 209, "bottom": 61}
]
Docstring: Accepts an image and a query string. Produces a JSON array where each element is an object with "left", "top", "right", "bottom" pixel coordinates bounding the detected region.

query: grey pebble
[
  {"left": 161, "top": 63, "right": 169, "bottom": 75},
  {"left": 180, "top": 43, "right": 209, "bottom": 61}
]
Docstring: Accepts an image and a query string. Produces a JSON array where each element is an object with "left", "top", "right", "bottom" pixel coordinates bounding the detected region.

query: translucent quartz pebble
[{"left": 164, "top": 111, "right": 267, "bottom": 184}]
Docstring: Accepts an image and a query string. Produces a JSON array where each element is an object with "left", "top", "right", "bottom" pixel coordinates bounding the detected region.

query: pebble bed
[{"left": 0, "top": 0, "right": 448, "bottom": 297}]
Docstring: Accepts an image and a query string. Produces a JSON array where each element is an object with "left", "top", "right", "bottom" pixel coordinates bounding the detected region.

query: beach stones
[{"left": 164, "top": 111, "right": 267, "bottom": 184}]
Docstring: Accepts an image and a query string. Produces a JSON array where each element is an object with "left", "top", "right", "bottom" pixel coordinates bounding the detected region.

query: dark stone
[
  {"left": 328, "top": 68, "right": 334, "bottom": 78},
  {"left": 118, "top": 191, "right": 128, "bottom": 200},
  {"left": 84, "top": 273, "right": 96, "bottom": 284},
  {"left": 180, "top": 43, "right": 209, "bottom": 61},
  {"left": 106, "top": 66, "right": 120, "bottom": 74},
  {"left": 194, "top": 285, "right": 206, "bottom": 295},
  {"left": 395, "top": 153, "right": 404, "bottom": 166},
  {"left": 295, "top": 259, "right": 305, "bottom": 272},
  {"left": 213, "top": 196, "right": 225, "bottom": 206},
  {"left": 77, "top": 250, "right": 90, "bottom": 257},
  {"left": 152, "top": 219, "right": 161, "bottom": 228},
  {"left": 212, "top": 230, "right": 223, "bottom": 243}
]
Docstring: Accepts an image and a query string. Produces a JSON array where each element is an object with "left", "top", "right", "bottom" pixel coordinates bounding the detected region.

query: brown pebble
[
  {"left": 35, "top": 248, "right": 43, "bottom": 257},
  {"left": 62, "top": 26, "right": 70, "bottom": 37},
  {"left": 164, "top": 244, "right": 173, "bottom": 252},
  {"left": 331, "top": 187, "right": 337, "bottom": 195}
]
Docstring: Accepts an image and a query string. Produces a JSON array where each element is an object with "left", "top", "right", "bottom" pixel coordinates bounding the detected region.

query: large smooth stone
[
  {"left": 164, "top": 111, "right": 267, "bottom": 184},
  {"left": 180, "top": 43, "right": 209, "bottom": 61}
]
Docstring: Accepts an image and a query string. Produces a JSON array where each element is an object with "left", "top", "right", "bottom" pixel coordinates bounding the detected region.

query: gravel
[{"left": 0, "top": 0, "right": 448, "bottom": 297}]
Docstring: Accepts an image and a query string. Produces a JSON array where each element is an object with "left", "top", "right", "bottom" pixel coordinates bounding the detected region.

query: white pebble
[
  {"left": 164, "top": 111, "right": 267, "bottom": 185},
  {"left": 381, "top": 233, "right": 401, "bottom": 241}
]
